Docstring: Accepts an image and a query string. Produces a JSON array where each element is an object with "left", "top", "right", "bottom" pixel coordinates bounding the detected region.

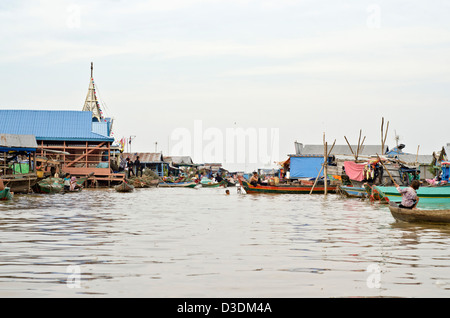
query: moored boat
[
  {"left": 337, "top": 185, "right": 367, "bottom": 198},
  {"left": 374, "top": 185, "right": 450, "bottom": 205},
  {"left": 115, "top": 181, "right": 134, "bottom": 192},
  {"left": 200, "top": 181, "right": 227, "bottom": 188},
  {"left": 0, "top": 187, "right": 13, "bottom": 201},
  {"left": 388, "top": 201, "right": 450, "bottom": 224},
  {"left": 33, "top": 173, "right": 92, "bottom": 194},
  {"left": 238, "top": 178, "right": 336, "bottom": 194},
  {"left": 158, "top": 181, "right": 198, "bottom": 188}
]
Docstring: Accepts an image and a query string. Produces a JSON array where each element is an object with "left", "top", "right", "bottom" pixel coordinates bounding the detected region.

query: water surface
[{"left": 1, "top": 187, "right": 449, "bottom": 297}]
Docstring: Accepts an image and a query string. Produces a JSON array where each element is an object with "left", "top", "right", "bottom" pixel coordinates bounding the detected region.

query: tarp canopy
[{"left": 290, "top": 156, "right": 324, "bottom": 179}]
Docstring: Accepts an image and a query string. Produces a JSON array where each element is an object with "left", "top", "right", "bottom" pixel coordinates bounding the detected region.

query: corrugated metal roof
[
  {"left": 0, "top": 134, "right": 37, "bottom": 150},
  {"left": 121, "top": 152, "right": 164, "bottom": 163},
  {"left": 0, "top": 110, "right": 113, "bottom": 142},
  {"left": 295, "top": 142, "right": 386, "bottom": 156},
  {"left": 163, "top": 156, "right": 194, "bottom": 165}
]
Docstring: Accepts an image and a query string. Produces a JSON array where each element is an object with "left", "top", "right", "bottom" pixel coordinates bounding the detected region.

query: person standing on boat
[
  {"left": 394, "top": 180, "right": 420, "bottom": 209},
  {"left": 135, "top": 156, "right": 142, "bottom": 177},
  {"left": 126, "top": 157, "right": 135, "bottom": 179}
]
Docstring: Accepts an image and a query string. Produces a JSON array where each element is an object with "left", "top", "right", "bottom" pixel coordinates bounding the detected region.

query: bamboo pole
[
  {"left": 377, "top": 154, "right": 396, "bottom": 185},
  {"left": 381, "top": 117, "right": 384, "bottom": 154},
  {"left": 416, "top": 145, "right": 420, "bottom": 165},
  {"left": 356, "top": 129, "right": 362, "bottom": 160},
  {"left": 383, "top": 121, "right": 389, "bottom": 153},
  {"left": 344, "top": 136, "right": 357, "bottom": 160},
  {"left": 324, "top": 141, "right": 328, "bottom": 196},
  {"left": 310, "top": 138, "right": 335, "bottom": 195},
  {"left": 309, "top": 165, "right": 324, "bottom": 195}
]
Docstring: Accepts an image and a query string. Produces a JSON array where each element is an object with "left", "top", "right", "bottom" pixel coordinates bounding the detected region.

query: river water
[{"left": 0, "top": 186, "right": 449, "bottom": 298}]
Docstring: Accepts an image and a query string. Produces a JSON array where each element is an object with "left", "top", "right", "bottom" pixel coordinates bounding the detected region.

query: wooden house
[{"left": 0, "top": 134, "right": 38, "bottom": 193}]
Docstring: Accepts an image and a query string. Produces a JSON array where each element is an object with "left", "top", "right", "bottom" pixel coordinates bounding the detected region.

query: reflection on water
[{"left": 1, "top": 188, "right": 450, "bottom": 297}]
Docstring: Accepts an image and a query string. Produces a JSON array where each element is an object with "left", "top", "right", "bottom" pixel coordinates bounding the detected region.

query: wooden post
[
  {"left": 416, "top": 145, "right": 420, "bottom": 165},
  {"left": 381, "top": 117, "right": 389, "bottom": 154},
  {"left": 324, "top": 141, "right": 328, "bottom": 196},
  {"left": 344, "top": 136, "right": 357, "bottom": 161}
]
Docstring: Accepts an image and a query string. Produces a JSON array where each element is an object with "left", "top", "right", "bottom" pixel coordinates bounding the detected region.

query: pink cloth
[{"left": 344, "top": 161, "right": 366, "bottom": 181}]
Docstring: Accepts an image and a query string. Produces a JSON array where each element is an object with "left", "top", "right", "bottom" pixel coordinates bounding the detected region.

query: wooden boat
[
  {"left": 374, "top": 185, "right": 450, "bottom": 204},
  {"left": 388, "top": 201, "right": 450, "bottom": 224},
  {"left": 34, "top": 173, "right": 92, "bottom": 194},
  {"left": 115, "top": 182, "right": 134, "bottom": 192},
  {"left": 158, "top": 181, "right": 198, "bottom": 188},
  {"left": 0, "top": 187, "right": 13, "bottom": 201},
  {"left": 129, "top": 176, "right": 159, "bottom": 188},
  {"left": 34, "top": 178, "right": 64, "bottom": 194},
  {"left": 238, "top": 178, "right": 336, "bottom": 194},
  {"left": 2, "top": 173, "right": 38, "bottom": 194},
  {"left": 200, "top": 180, "right": 227, "bottom": 188},
  {"left": 338, "top": 185, "right": 367, "bottom": 198}
]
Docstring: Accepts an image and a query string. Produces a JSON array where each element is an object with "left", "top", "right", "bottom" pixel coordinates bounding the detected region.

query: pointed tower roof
[{"left": 82, "top": 62, "right": 103, "bottom": 122}]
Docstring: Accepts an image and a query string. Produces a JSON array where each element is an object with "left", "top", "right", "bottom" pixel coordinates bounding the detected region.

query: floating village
[{"left": 2, "top": 64, "right": 450, "bottom": 224}]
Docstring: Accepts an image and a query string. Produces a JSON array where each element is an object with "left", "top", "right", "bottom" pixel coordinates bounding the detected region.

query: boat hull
[
  {"left": 2, "top": 174, "right": 38, "bottom": 194},
  {"left": 115, "top": 182, "right": 134, "bottom": 192},
  {"left": 338, "top": 185, "right": 367, "bottom": 198},
  {"left": 158, "top": 182, "right": 198, "bottom": 188},
  {"left": 239, "top": 179, "right": 336, "bottom": 194},
  {"left": 0, "top": 187, "right": 13, "bottom": 201},
  {"left": 388, "top": 201, "right": 450, "bottom": 224}
]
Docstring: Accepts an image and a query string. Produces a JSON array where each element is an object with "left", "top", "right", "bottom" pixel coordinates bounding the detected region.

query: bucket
[{"left": 37, "top": 170, "right": 44, "bottom": 178}]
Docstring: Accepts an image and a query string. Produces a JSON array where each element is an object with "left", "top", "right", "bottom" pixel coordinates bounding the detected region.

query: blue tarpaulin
[{"left": 290, "top": 156, "right": 324, "bottom": 179}]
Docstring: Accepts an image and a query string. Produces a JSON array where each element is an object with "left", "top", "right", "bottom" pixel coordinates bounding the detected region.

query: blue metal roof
[{"left": 0, "top": 110, "right": 114, "bottom": 142}]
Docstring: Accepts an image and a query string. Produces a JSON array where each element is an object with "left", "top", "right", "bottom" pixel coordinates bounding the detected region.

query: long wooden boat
[
  {"left": 388, "top": 201, "right": 450, "bottom": 224},
  {"left": 374, "top": 185, "right": 450, "bottom": 204},
  {"left": 115, "top": 182, "right": 134, "bottom": 192},
  {"left": 200, "top": 180, "right": 227, "bottom": 188},
  {"left": 0, "top": 187, "right": 13, "bottom": 201},
  {"left": 239, "top": 178, "right": 336, "bottom": 194},
  {"left": 158, "top": 181, "right": 198, "bottom": 188},
  {"left": 34, "top": 178, "right": 64, "bottom": 194},
  {"left": 338, "top": 185, "right": 367, "bottom": 198}
]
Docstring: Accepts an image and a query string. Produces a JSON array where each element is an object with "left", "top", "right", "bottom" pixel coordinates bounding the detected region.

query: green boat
[
  {"left": 158, "top": 181, "right": 198, "bottom": 188},
  {"left": 33, "top": 174, "right": 91, "bottom": 194},
  {"left": 0, "top": 187, "right": 13, "bottom": 200},
  {"left": 200, "top": 181, "right": 226, "bottom": 188},
  {"left": 374, "top": 185, "right": 450, "bottom": 205}
]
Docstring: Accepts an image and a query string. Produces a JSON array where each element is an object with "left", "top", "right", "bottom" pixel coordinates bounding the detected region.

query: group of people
[
  {"left": 124, "top": 156, "right": 143, "bottom": 179},
  {"left": 63, "top": 173, "right": 78, "bottom": 192}
]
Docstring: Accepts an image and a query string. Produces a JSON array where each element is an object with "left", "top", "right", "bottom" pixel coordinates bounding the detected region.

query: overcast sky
[{"left": 1, "top": 0, "right": 449, "bottom": 171}]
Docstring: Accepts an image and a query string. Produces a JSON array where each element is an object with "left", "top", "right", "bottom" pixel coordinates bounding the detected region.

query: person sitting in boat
[
  {"left": 63, "top": 174, "right": 71, "bottom": 191},
  {"left": 250, "top": 172, "right": 262, "bottom": 186},
  {"left": 70, "top": 176, "right": 77, "bottom": 191},
  {"left": 394, "top": 180, "right": 420, "bottom": 209}
]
